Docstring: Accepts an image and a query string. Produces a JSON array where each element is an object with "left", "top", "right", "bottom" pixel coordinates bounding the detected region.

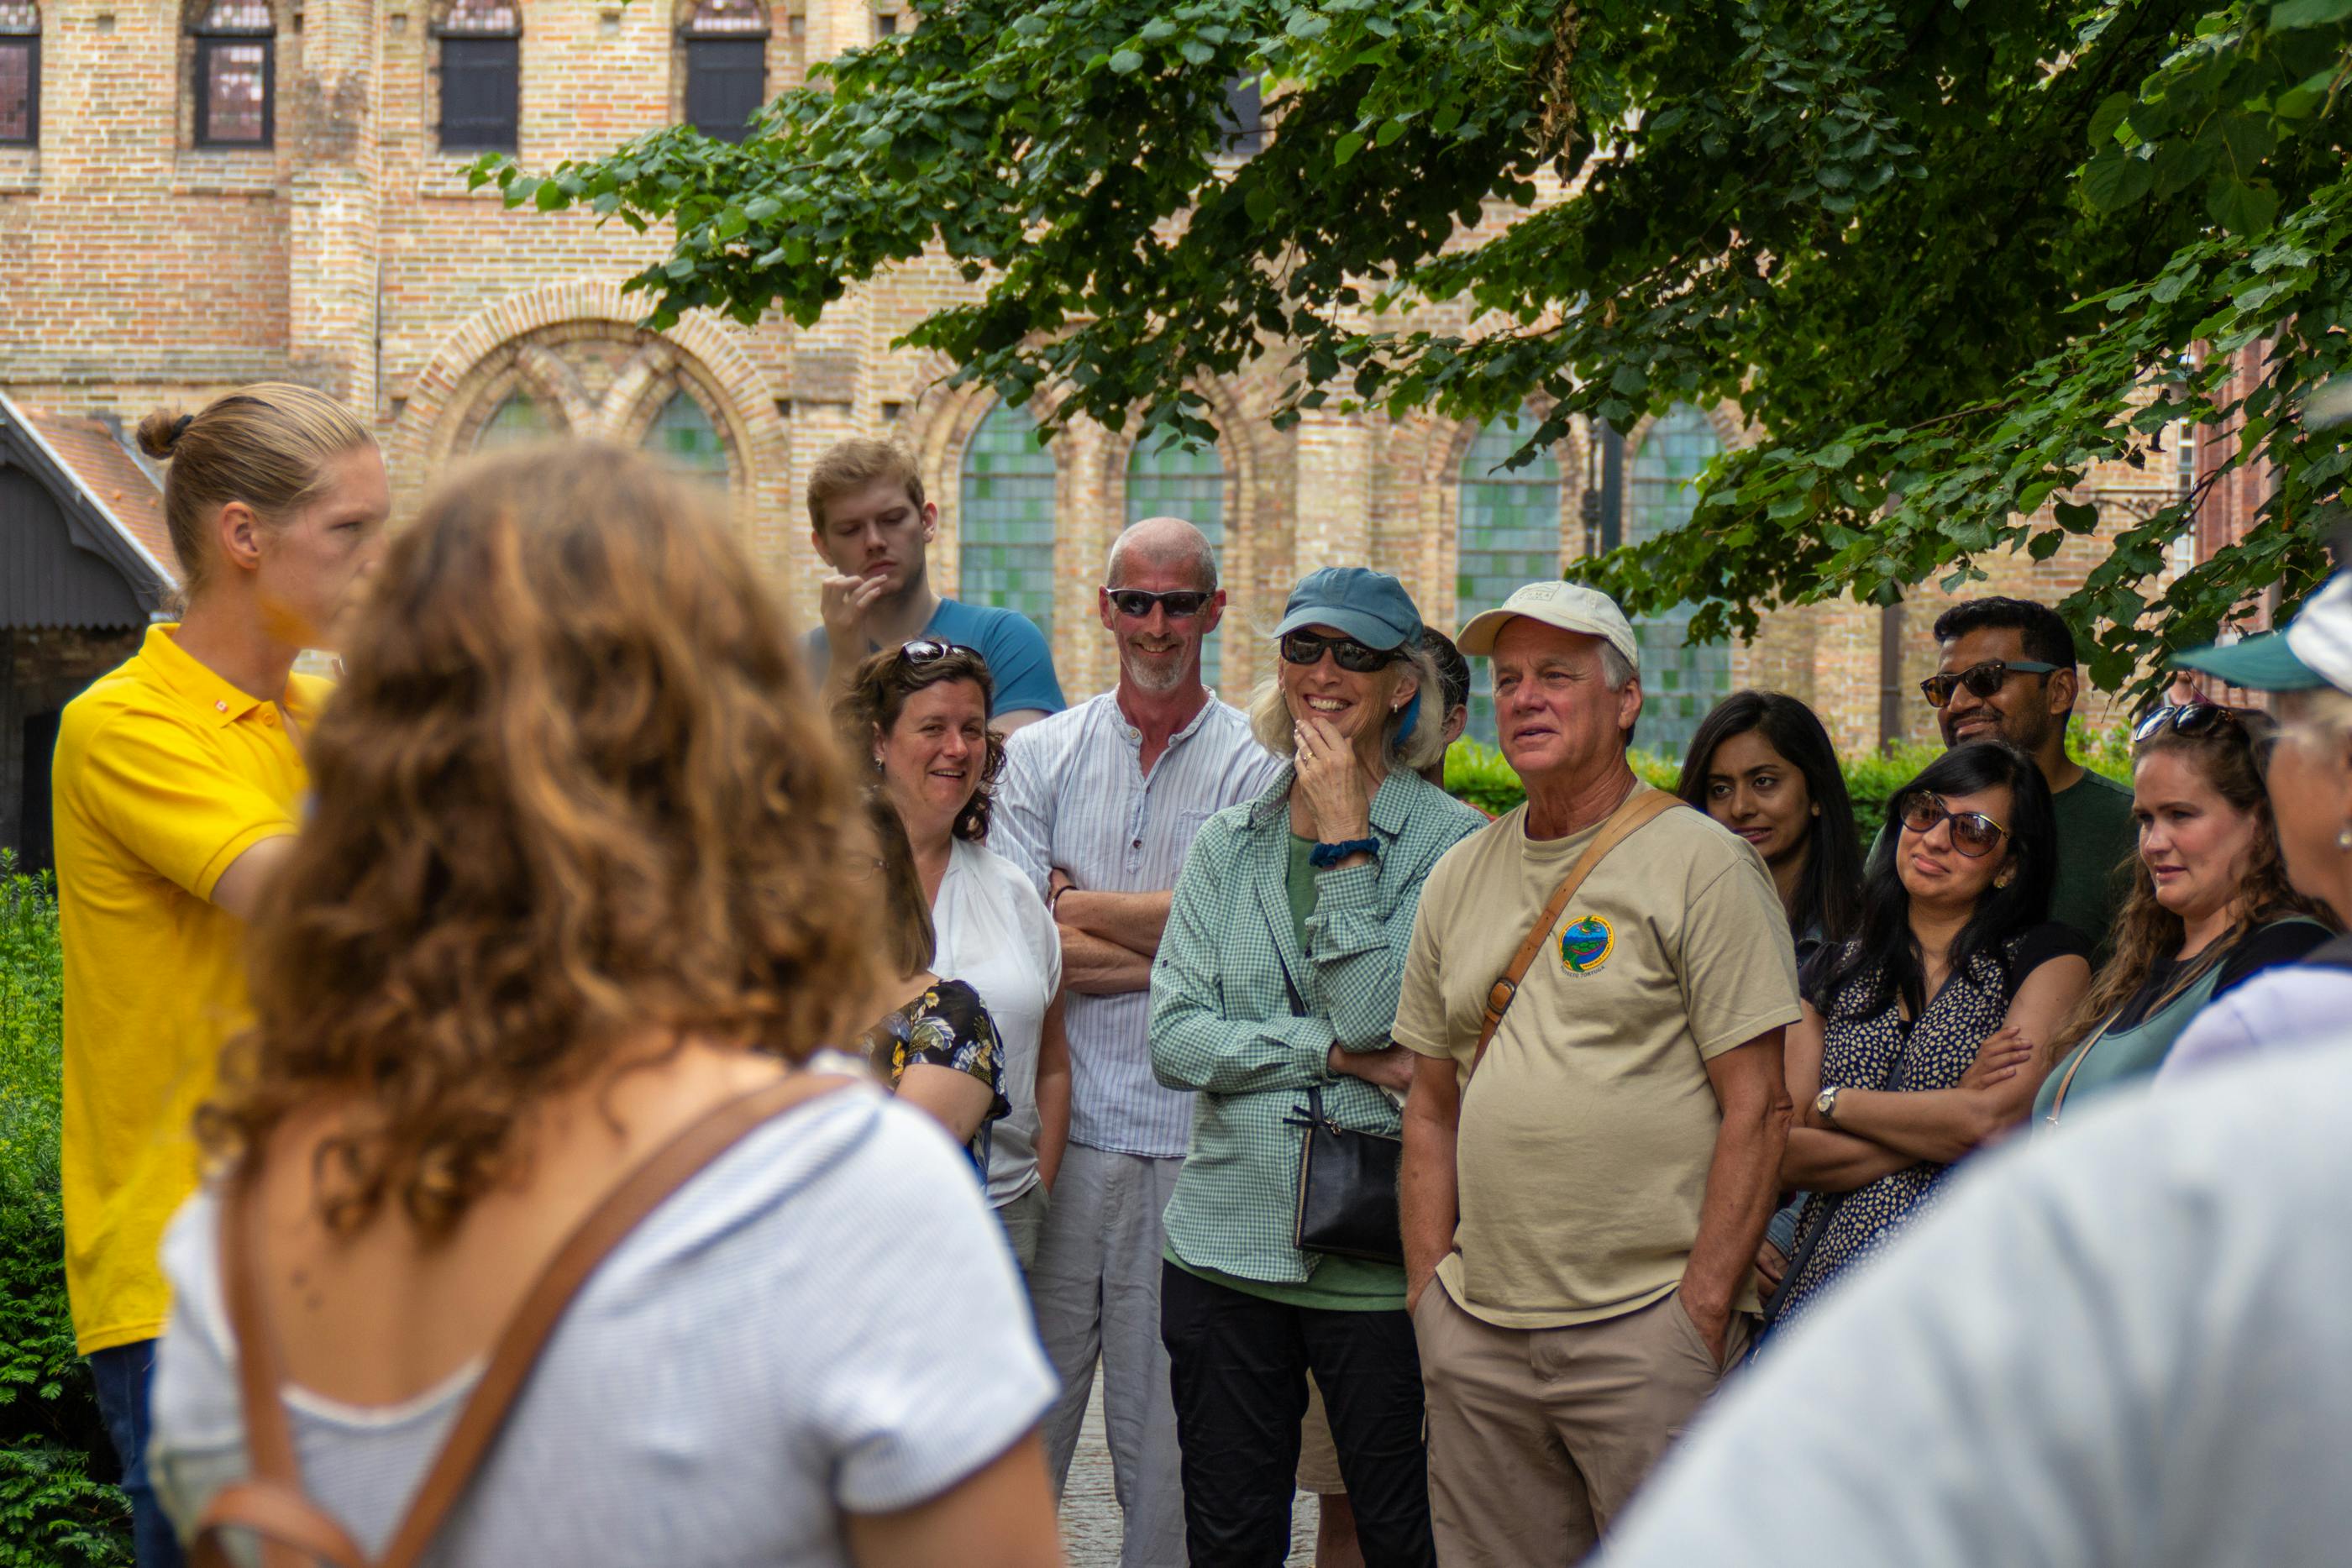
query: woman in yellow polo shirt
[{"left": 50, "top": 383, "right": 386, "bottom": 1567}]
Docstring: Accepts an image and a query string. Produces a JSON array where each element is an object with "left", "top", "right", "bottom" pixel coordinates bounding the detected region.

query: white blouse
[{"left": 932, "top": 836, "right": 1063, "bottom": 1208}]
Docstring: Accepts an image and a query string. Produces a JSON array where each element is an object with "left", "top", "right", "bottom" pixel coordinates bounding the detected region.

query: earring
[
  {"left": 1995, "top": 871, "right": 2013, "bottom": 889},
  {"left": 872, "top": 754, "right": 885, "bottom": 774},
  {"left": 2337, "top": 826, "right": 2352, "bottom": 852}
]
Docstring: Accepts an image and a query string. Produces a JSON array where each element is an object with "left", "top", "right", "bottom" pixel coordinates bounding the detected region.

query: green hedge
[
  {"left": 0, "top": 858, "right": 131, "bottom": 1567},
  {"left": 1444, "top": 726, "right": 2137, "bottom": 846}
]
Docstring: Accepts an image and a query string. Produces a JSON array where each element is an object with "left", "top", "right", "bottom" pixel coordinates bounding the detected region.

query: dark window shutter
[
  {"left": 1218, "top": 74, "right": 1263, "bottom": 157},
  {"left": 0, "top": 37, "right": 34, "bottom": 146},
  {"left": 685, "top": 38, "right": 766, "bottom": 144},
  {"left": 439, "top": 36, "right": 518, "bottom": 152}
]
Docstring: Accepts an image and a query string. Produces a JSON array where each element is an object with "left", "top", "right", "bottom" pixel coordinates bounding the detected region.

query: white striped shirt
[{"left": 995, "top": 690, "right": 1284, "bottom": 1158}]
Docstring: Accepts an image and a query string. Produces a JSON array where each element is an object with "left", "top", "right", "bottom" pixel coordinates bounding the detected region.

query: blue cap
[{"left": 1272, "top": 567, "right": 1424, "bottom": 651}]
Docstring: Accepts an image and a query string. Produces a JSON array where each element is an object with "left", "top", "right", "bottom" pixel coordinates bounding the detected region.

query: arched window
[
  {"left": 0, "top": 3, "right": 38, "bottom": 148},
  {"left": 1626, "top": 403, "right": 1731, "bottom": 757},
  {"left": 680, "top": 0, "right": 768, "bottom": 144},
  {"left": 438, "top": 0, "right": 520, "bottom": 155},
  {"left": 642, "top": 390, "right": 731, "bottom": 483},
  {"left": 1457, "top": 413, "right": 1562, "bottom": 744},
  {"left": 959, "top": 403, "right": 1058, "bottom": 642},
  {"left": 472, "top": 391, "right": 549, "bottom": 450},
  {"left": 191, "top": 1, "right": 273, "bottom": 148},
  {"left": 1124, "top": 435, "right": 1226, "bottom": 690}
]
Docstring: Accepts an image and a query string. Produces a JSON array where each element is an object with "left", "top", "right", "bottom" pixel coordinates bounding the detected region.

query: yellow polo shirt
[{"left": 50, "top": 625, "right": 326, "bottom": 1356}]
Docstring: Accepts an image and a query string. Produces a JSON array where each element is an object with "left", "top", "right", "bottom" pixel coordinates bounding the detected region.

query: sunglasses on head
[
  {"left": 1919, "top": 658, "right": 2061, "bottom": 710},
  {"left": 1104, "top": 588, "right": 1214, "bottom": 620},
  {"left": 895, "top": 638, "right": 959, "bottom": 666},
  {"left": 1280, "top": 629, "right": 1403, "bottom": 674},
  {"left": 2132, "top": 701, "right": 2250, "bottom": 744},
  {"left": 1895, "top": 792, "right": 2010, "bottom": 858}
]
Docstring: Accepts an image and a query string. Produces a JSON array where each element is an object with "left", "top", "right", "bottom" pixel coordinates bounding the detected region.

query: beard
[{"left": 1123, "top": 642, "right": 1194, "bottom": 693}]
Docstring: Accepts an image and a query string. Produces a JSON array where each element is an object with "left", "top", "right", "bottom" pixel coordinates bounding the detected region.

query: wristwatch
[{"left": 1814, "top": 1085, "right": 1842, "bottom": 1125}]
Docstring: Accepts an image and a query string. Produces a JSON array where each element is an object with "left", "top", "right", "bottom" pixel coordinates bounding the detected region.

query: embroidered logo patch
[{"left": 1559, "top": 915, "right": 1614, "bottom": 974}]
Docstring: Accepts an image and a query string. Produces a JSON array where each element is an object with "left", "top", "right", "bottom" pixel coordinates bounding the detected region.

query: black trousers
[{"left": 1159, "top": 1261, "right": 1436, "bottom": 1568}]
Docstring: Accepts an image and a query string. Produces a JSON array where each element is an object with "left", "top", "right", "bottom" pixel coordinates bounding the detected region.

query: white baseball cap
[{"left": 1456, "top": 581, "right": 1641, "bottom": 669}]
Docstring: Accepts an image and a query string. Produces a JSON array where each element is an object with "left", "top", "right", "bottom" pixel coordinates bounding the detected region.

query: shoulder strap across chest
[{"left": 192, "top": 1071, "right": 855, "bottom": 1568}]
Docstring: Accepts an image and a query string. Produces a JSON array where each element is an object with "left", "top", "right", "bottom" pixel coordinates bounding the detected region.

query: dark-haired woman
[
  {"left": 1680, "top": 691, "right": 1866, "bottom": 1300},
  {"left": 2036, "top": 705, "right": 2333, "bottom": 1125},
  {"left": 1680, "top": 690, "right": 1865, "bottom": 975},
  {"left": 1769, "top": 741, "right": 2092, "bottom": 1330},
  {"left": 848, "top": 791, "right": 1012, "bottom": 1174},
  {"left": 838, "top": 642, "right": 1071, "bottom": 1268}
]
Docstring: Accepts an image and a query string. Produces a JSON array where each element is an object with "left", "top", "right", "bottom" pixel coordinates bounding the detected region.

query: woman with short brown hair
[{"left": 145, "top": 446, "right": 1062, "bottom": 1567}]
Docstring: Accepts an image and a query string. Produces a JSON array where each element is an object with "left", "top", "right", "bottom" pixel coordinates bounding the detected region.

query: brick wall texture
[{"left": 0, "top": 0, "right": 2239, "bottom": 758}]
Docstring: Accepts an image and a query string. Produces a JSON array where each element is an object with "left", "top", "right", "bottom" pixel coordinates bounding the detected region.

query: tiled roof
[{"left": 21, "top": 409, "right": 177, "bottom": 583}]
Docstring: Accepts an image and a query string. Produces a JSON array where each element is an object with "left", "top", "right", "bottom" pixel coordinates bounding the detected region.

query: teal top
[
  {"left": 1149, "top": 765, "right": 1484, "bottom": 1292},
  {"left": 2037, "top": 917, "right": 2332, "bottom": 1125}
]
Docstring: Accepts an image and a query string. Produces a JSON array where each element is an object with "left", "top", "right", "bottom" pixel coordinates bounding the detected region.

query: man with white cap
[{"left": 1394, "top": 581, "right": 1802, "bottom": 1564}]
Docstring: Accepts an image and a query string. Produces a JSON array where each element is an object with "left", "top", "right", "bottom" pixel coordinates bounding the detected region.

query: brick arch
[{"left": 394, "top": 279, "right": 785, "bottom": 505}]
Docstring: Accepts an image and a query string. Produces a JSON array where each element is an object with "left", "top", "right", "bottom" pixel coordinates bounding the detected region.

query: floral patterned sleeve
[{"left": 861, "top": 979, "right": 1012, "bottom": 1127}]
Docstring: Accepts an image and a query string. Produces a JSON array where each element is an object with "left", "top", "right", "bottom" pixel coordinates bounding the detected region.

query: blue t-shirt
[{"left": 804, "top": 598, "right": 1066, "bottom": 717}]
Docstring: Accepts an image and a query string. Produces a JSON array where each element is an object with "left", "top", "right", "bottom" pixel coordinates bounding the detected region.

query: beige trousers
[{"left": 1414, "top": 1277, "right": 1750, "bottom": 1565}]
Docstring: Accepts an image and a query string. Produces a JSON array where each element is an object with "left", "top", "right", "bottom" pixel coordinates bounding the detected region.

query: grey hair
[
  {"left": 1249, "top": 642, "right": 1449, "bottom": 774},
  {"left": 1105, "top": 517, "right": 1219, "bottom": 591},
  {"left": 2281, "top": 685, "right": 2352, "bottom": 748},
  {"left": 1600, "top": 642, "right": 1635, "bottom": 692}
]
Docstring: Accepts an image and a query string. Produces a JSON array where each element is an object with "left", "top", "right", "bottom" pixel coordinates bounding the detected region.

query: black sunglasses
[
  {"left": 2133, "top": 702, "right": 2251, "bottom": 744},
  {"left": 1280, "top": 629, "right": 1403, "bottom": 674},
  {"left": 1895, "top": 792, "right": 2010, "bottom": 858},
  {"left": 895, "top": 638, "right": 959, "bottom": 666},
  {"left": 1920, "top": 658, "right": 2062, "bottom": 710},
  {"left": 1104, "top": 587, "right": 1214, "bottom": 620}
]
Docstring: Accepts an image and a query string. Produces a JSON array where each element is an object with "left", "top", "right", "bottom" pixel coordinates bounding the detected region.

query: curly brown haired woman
[{"left": 142, "top": 447, "right": 1063, "bottom": 1568}]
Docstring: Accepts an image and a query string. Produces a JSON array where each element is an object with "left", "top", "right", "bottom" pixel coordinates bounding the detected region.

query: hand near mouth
[
  {"left": 821, "top": 571, "right": 893, "bottom": 653},
  {"left": 1294, "top": 713, "right": 1372, "bottom": 842}
]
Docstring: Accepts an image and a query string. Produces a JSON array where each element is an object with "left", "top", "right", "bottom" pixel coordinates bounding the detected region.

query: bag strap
[
  {"left": 200, "top": 1070, "right": 855, "bottom": 1568},
  {"left": 1469, "top": 786, "right": 1686, "bottom": 1083}
]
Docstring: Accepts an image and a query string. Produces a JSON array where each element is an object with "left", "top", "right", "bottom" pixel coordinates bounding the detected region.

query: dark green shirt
[{"left": 2047, "top": 769, "right": 2137, "bottom": 953}]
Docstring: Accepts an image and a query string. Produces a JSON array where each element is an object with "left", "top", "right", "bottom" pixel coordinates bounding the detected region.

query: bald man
[{"left": 992, "top": 518, "right": 1287, "bottom": 1567}]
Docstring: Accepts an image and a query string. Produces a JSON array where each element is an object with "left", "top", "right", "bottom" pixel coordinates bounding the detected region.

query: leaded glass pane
[
  {"left": 1626, "top": 403, "right": 1730, "bottom": 758},
  {"left": 682, "top": 0, "right": 769, "bottom": 34},
  {"left": 1457, "top": 413, "right": 1561, "bottom": 744},
  {"left": 959, "top": 403, "right": 1058, "bottom": 642},
  {"left": 0, "top": 40, "right": 29, "bottom": 143},
  {"left": 1125, "top": 436, "right": 1226, "bottom": 690},
  {"left": 0, "top": 5, "right": 38, "bottom": 36},
  {"left": 197, "top": 0, "right": 272, "bottom": 31},
  {"left": 642, "top": 391, "right": 731, "bottom": 481},
  {"left": 473, "top": 391, "right": 548, "bottom": 449},
  {"left": 442, "top": 0, "right": 519, "bottom": 33},
  {"left": 202, "top": 40, "right": 269, "bottom": 142}
]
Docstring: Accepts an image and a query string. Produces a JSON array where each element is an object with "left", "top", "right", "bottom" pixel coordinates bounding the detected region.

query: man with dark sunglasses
[
  {"left": 1902, "top": 598, "right": 2135, "bottom": 950},
  {"left": 991, "top": 517, "right": 1285, "bottom": 1567},
  {"left": 801, "top": 437, "right": 1066, "bottom": 732}
]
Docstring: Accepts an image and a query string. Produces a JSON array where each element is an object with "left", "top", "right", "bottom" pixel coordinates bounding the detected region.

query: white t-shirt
[
  {"left": 149, "top": 1088, "right": 1057, "bottom": 1566},
  {"left": 2158, "top": 962, "right": 2352, "bottom": 1081},
  {"left": 932, "top": 836, "right": 1062, "bottom": 1208},
  {"left": 1596, "top": 1041, "right": 2352, "bottom": 1568}
]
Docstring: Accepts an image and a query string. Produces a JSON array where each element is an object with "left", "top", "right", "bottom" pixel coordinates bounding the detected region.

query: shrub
[
  {"left": 1445, "top": 726, "right": 2135, "bottom": 847},
  {"left": 0, "top": 857, "right": 131, "bottom": 1567}
]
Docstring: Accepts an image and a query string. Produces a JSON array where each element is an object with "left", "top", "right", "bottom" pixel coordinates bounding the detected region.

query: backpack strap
[
  {"left": 2302, "top": 931, "right": 2352, "bottom": 972},
  {"left": 1468, "top": 785, "right": 1686, "bottom": 1083},
  {"left": 196, "top": 1070, "right": 856, "bottom": 1568}
]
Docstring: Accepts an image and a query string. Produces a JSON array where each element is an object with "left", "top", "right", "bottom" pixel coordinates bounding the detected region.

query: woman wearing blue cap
[
  {"left": 2153, "top": 574, "right": 2352, "bottom": 1079},
  {"left": 1149, "top": 566, "right": 1483, "bottom": 1567}
]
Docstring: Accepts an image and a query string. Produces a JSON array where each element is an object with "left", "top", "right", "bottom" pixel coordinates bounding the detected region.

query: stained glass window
[
  {"left": 1125, "top": 436, "right": 1226, "bottom": 690},
  {"left": 193, "top": 1, "right": 273, "bottom": 148},
  {"left": 0, "top": 3, "right": 34, "bottom": 147},
  {"left": 473, "top": 392, "right": 549, "bottom": 450},
  {"left": 1626, "top": 403, "right": 1730, "bottom": 758},
  {"left": 642, "top": 391, "right": 731, "bottom": 482},
  {"left": 959, "top": 403, "right": 1058, "bottom": 642},
  {"left": 1457, "top": 413, "right": 1562, "bottom": 744}
]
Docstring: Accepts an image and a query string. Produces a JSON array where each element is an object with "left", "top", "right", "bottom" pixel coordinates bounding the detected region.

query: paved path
[{"left": 1058, "top": 1371, "right": 1318, "bottom": 1565}]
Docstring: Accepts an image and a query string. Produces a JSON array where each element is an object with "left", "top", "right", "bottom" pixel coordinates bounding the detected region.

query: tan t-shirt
[{"left": 1396, "top": 784, "right": 1801, "bottom": 1329}]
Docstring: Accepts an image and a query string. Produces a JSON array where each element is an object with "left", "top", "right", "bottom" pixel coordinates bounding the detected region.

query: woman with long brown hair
[
  {"left": 144, "top": 447, "right": 1062, "bottom": 1566},
  {"left": 2036, "top": 704, "right": 2334, "bottom": 1126}
]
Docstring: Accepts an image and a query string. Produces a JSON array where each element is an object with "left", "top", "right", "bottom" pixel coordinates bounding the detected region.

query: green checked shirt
[{"left": 1149, "top": 764, "right": 1485, "bottom": 1287}]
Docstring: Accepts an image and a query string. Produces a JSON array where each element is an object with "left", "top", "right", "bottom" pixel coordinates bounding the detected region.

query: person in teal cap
[
  {"left": 1148, "top": 565, "right": 1483, "bottom": 1566},
  {"left": 2151, "top": 573, "right": 2352, "bottom": 1081}
]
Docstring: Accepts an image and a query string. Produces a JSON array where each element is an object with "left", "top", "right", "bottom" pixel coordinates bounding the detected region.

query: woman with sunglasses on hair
[
  {"left": 1148, "top": 568, "right": 1482, "bottom": 1566},
  {"left": 837, "top": 642, "right": 1070, "bottom": 1270},
  {"left": 2033, "top": 703, "right": 2334, "bottom": 1125},
  {"left": 1767, "top": 741, "right": 2092, "bottom": 1332}
]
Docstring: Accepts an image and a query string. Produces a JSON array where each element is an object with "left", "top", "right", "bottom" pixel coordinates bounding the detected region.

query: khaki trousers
[{"left": 1414, "top": 1277, "right": 1750, "bottom": 1565}]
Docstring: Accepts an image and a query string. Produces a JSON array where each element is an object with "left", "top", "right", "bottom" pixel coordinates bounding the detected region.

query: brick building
[{"left": 0, "top": 0, "right": 2245, "bottom": 867}]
